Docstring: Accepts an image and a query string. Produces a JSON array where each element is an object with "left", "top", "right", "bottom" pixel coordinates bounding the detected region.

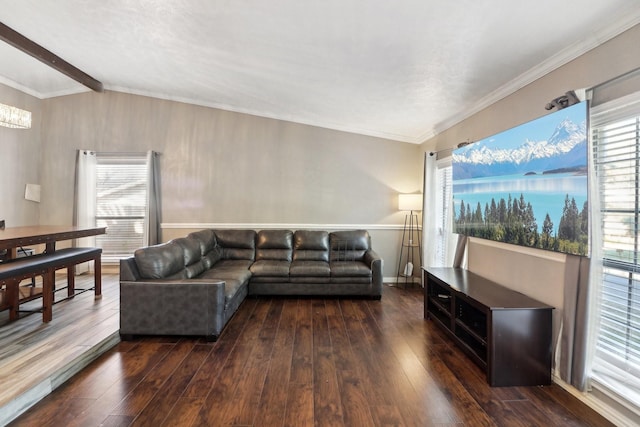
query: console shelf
[{"left": 424, "top": 267, "right": 553, "bottom": 387}]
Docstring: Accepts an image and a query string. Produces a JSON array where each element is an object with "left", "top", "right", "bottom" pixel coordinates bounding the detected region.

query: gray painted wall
[
  {"left": 0, "top": 84, "right": 42, "bottom": 227},
  {"left": 35, "top": 90, "right": 423, "bottom": 276}
]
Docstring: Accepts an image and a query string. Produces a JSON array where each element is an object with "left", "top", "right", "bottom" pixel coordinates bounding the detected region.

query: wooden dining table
[{"left": 0, "top": 225, "right": 106, "bottom": 259}]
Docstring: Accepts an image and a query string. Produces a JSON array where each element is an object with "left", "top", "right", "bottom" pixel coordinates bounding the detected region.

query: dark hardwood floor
[{"left": 9, "top": 285, "right": 613, "bottom": 427}]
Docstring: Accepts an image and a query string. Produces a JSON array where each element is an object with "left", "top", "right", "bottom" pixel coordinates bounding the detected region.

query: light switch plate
[{"left": 25, "top": 184, "right": 41, "bottom": 203}]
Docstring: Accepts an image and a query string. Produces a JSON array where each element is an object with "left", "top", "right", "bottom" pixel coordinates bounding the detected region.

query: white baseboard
[
  {"left": 385, "top": 276, "right": 423, "bottom": 286},
  {"left": 552, "top": 374, "right": 639, "bottom": 427}
]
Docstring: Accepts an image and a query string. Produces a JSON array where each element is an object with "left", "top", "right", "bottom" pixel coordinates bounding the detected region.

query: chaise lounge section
[{"left": 119, "top": 229, "right": 383, "bottom": 340}]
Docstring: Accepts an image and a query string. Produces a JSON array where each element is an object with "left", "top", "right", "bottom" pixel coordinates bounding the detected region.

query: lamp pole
[{"left": 396, "top": 198, "right": 422, "bottom": 288}]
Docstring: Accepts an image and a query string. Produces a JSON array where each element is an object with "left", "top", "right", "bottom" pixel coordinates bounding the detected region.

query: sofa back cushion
[
  {"left": 214, "top": 229, "right": 256, "bottom": 261},
  {"left": 292, "top": 230, "right": 329, "bottom": 262},
  {"left": 187, "top": 229, "right": 217, "bottom": 254},
  {"left": 171, "top": 237, "right": 205, "bottom": 278},
  {"left": 330, "top": 230, "right": 371, "bottom": 262},
  {"left": 134, "top": 241, "right": 186, "bottom": 279},
  {"left": 188, "top": 229, "right": 222, "bottom": 268},
  {"left": 200, "top": 248, "right": 222, "bottom": 269},
  {"left": 255, "top": 230, "right": 293, "bottom": 261}
]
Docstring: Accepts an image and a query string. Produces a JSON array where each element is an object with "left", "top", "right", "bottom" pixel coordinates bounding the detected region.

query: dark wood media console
[{"left": 424, "top": 267, "right": 553, "bottom": 387}]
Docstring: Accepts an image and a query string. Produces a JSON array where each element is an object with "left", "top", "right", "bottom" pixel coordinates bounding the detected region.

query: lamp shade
[{"left": 398, "top": 193, "right": 422, "bottom": 211}]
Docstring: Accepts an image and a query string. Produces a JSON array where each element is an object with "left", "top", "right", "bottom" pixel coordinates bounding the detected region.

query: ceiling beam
[{"left": 0, "top": 21, "right": 103, "bottom": 92}]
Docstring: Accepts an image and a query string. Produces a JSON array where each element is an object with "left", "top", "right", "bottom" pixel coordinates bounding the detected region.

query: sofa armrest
[
  {"left": 364, "top": 249, "right": 383, "bottom": 296},
  {"left": 120, "top": 257, "right": 141, "bottom": 281},
  {"left": 119, "top": 279, "right": 227, "bottom": 338}
]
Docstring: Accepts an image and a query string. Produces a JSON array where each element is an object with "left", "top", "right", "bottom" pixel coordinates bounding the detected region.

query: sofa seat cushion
[
  {"left": 212, "top": 259, "right": 253, "bottom": 271},
  {"left": 290, "top": 276, "right": 331, "bottom": 284},
  {"left": 250, "top": 276, "right": 292, "bottom": 283},
  {"left": 250, "top": 260, "right": 291, "bottom": 277},
  {"left": 200, "top": 266, "right": 252, "bottom": 284},
  {"left": 330, "top": 276, "right": 372, "bottom": 284},
  {"left": 330, "top": 261, "right": 372, "bottom": 277},
  {"left": 290, "top": 260, "right": 330, "bottom": 277}
]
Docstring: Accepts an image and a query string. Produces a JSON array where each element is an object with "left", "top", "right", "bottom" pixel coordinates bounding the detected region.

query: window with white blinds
[
  {"left": 95, "top": 154, "right": 148, "bottom": 261},
  {"left": 434, "top": 161, "right": 453, "bottom": 267},
  {"left": 591, "top": 93, "right": 640, "bottom": 409}
]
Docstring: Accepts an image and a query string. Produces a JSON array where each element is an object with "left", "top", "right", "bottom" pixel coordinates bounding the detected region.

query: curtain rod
[
  {"left": 429, "top": 142, "right": 470, "bottom": 158},
  {"left": 429, "top": 148, "right": 452, "bottom": 158}
]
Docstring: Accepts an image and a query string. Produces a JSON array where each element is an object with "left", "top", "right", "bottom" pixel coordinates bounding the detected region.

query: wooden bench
[{"left": 0, "top": 247, "right": 102, "bottom": 322}]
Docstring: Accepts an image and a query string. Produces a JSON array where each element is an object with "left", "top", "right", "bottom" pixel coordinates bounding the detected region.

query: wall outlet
[{"left": 0, "top": 220, "right": 5, "bottom": 229}]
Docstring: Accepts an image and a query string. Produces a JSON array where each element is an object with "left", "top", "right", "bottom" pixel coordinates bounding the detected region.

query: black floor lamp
[{"left": 396, "top": 193, "right": 423, "bottom": 287}]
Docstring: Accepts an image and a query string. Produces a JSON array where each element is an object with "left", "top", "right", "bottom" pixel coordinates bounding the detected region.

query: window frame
[
  {"left": 94, "top": 153, "right": 149, "bottom": 262},
  {"left": 590, "top": 93, "right": 640, "bottom": 412}
]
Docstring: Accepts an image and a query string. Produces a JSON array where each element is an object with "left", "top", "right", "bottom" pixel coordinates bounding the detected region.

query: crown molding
[
  {"left": 43, "top": 86, "right": 91, "bottom": 99},
  {"left": 0, "top": 76, "right": 92, "bottom": 100},
  {"left": 0, "top": 75, "right": 42, "bottom": 99}
]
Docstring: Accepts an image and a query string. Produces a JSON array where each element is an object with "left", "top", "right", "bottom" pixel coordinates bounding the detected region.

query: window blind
[
  {"left": 95, "top": 154, "right": 148, "bottom": 260},
  {"left": 591, "top": 93, "right": 640, "bottom": 410},
  {"left": 434, "top": 161, "right": 452, "bottom": 267}
]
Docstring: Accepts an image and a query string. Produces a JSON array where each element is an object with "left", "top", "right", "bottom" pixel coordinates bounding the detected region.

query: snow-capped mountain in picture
[{"left": 452, "top": 116, "right": 587, "bottom": 180}]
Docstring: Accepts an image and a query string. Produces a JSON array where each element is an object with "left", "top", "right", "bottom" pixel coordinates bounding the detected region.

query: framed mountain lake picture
[{"left": 452, "top": 101, "right": 588, "bottom": 256}]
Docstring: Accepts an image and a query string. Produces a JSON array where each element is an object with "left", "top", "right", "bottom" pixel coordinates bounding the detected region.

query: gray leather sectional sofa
[{"left": 119, "top": 229, "right": 383, "bottom": 340}]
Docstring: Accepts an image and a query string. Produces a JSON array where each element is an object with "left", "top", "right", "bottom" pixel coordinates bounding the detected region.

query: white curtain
[
  {"left": 73, "top": 150, "right": 97, "bottom": 272},
  {"left": 557, "top": 254, "right": 594, "bottom": 391},
  {"left": 555, "top": 90, "right": 607, "bottom": 391},
  {"left": 558, "top": 78, "right": 640, "bottom": 392},
  {"left": 574, "top": 129, "right": 603, "bottom": 391},
  {"left": 144, "top": 150, "right": 161, "bottom": 246},
  {"left": 423, "top": 152, "right": 460, "bottom": 269},
  {"left": 422, "top": 152, "right": 438, "bottom": 268}
]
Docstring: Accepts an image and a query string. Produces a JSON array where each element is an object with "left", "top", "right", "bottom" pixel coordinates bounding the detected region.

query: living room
[{"left": 2, "top": 2, "right": 640, "bottom": 426}]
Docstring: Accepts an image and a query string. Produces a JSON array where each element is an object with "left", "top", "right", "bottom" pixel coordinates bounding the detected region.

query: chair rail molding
[{"left": 161, "top": 223, "right": 411, "bottom": 231}]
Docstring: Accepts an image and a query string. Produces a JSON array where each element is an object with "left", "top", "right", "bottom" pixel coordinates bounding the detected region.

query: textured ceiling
[{"left": 1, "top": 1, "right": 639, "bottom": 143}]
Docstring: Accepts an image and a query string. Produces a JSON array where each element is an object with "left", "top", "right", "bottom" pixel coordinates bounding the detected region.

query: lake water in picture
[{"left": 453, "top": 173, "right": 587, "bottom": 233}]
